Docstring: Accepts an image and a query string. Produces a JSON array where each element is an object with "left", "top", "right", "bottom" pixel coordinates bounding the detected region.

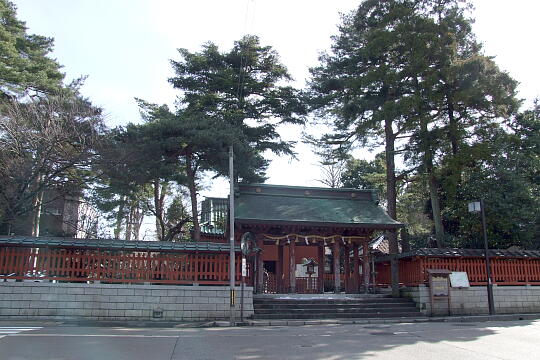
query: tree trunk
[
  {"left": 153, "top": 180, "right": 167, "bottom": 241},
  {"left": 421, "top": 117, "right": 445, "bottom": 247},
  {"left": 400, "top": 228, "right": 411, "bottom": 253},
  {"left": 31, "top": 188, "right": 44, "bottom": 237},
  {"left": 384, "top": 118, "right": 400, "bottom": 297},
  {"left": 185, "top": 153, "right": 200, "bottom": 242},
  {"left": 125, "top": 202, "right": 133, "bottom": 241},
  {"left": 133, "top": 205, "right": 143, "bottom": 241},
  {"left": 113, "top": 198, "right": 125, "bottom": 240},
  {"left": 446, "top": 93, "right": 459, "bottom": 156}
]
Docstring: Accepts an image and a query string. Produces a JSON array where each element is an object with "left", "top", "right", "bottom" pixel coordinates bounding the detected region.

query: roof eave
[{"left": 235, "top": 218, "right": 403, "bottom": 230}]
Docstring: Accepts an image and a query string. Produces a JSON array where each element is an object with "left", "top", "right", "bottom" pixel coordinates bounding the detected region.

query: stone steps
[{"left": 253, "top": 295, "right": 424, "bottom": 320}]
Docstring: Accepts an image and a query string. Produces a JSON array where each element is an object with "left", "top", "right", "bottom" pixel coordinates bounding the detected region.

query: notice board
[{"left": 449, "top": 272, "right": 470, "bottom": 288}]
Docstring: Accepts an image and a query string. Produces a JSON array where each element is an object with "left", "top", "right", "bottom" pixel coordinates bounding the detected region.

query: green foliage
[
  {"left": 169, "top": 35, "right": 307, "bottom": 179},
  {"left": 308, "top": 0, "right": 536, "bottom": 250},
  {"left": 0, "top": 0, "right": 64, "bottom": 96},
  {"left": 341, "top": 154, "right": 386, "bottom": 194}
]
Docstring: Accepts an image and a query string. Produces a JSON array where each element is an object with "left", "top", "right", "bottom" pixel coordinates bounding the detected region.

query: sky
[{"left": 12, "top": 0, "right": 540, "bottom": 201}]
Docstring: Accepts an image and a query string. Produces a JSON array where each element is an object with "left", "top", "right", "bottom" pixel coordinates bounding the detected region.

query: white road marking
[
  {"left": 0, "top": 327, "right": 42, "bottom": 337},
  {"left": 12, "top": 334, "right": 177, "bottom": 338}
]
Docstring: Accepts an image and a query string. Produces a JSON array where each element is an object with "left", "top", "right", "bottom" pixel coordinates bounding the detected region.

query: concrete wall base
[
  {"left": 0, "top": 282, "right": 253, "bottom": 322},
  {"left": 401, "top": 285, "right": 540, "bottom": 316}
]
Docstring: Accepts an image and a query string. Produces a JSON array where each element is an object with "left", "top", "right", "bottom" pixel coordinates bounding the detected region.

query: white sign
[
  {"left": 450, "top": 272, "right": 470, "bottom": 288},
  {"left": 241, "top": 258, "right": 247, "bottom": 277}
]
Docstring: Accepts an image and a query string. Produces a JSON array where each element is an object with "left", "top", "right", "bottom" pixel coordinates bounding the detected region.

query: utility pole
[
  {"left": 480, "top": 198, "right": 496, "bottom": 315},
  {"left": 468, "top": 199, "right": 495, "bottom": 315},
  {"left": 229, "top": 146, "right": 236, "bottom": 326}
]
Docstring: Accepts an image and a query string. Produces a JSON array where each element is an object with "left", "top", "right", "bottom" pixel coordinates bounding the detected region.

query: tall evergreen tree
[
  {"left": 0, "top": 0, "right": 64, "bottom": 97},
  {"left": 167, "top": 35, "right": 306, "bottom": 240}
]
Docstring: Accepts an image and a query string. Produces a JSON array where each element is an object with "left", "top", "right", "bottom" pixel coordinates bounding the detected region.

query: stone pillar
[
  {"left": 333, "top": 240, "right": 341, "bottom": 293},
  {"left": 317, "top": 243, "right": 325, "bottom": 293},
  {"left": 277, "top": 244, "right": 284, "bottom": 293},
  {"left": 353, "top": 243, "right": 360, "bottom": 294},
  {"left": 289, "top": 239, "right": 296, "bottom": 293},
  {"left": 344, "top": 244, "right": 350, "bottom": 293},
  {"left": 363, "top": 241, "right": 370, "bottom": 294},
  {"left": 256, "top": 238, "right": 264, "bottom": 294}
]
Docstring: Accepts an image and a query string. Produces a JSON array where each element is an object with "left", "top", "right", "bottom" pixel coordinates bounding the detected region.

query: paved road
[{"left": 0, "top": 320, "right": 539, "bottom": 359}]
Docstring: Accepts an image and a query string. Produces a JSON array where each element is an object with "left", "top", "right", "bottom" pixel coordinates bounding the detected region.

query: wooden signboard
[
  {"left": 427, "top": 269, "right": 452, "bottom": 316},
  {"left": 431, "top": 275, "right": 450, "bottom": 296}
]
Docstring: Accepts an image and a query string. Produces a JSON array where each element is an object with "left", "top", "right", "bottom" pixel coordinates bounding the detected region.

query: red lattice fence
[
  {"left": 376, "top": 256, "right": 540, "bottom": 286},
  {"left": 0, "top": 247, "right": 248, "bottom": 285}
]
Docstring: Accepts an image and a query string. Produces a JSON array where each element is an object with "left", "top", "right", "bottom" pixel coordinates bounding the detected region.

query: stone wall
[
  {"left": 401, "top": 285, "right": 540, "bottom": 316},
  {"left": 0, "top": 282, "right": 253, "bottom": 322}
]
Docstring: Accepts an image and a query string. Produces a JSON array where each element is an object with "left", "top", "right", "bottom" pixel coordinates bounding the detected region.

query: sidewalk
[{"left": 1, "top": 313, "right": 539, "bottom": 328}]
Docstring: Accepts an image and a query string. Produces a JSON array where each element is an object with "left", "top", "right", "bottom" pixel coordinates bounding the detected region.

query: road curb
[{"left": 1, "top": 313, "right": 539, "bottom": 329}]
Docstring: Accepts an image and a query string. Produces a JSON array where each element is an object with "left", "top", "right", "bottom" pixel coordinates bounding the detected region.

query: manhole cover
[
  {"left": 370, "top": 331, "right": 396, "bottom": 336},
  {"left": 300, "top": 345, "right": 314, "bottom": 348}
]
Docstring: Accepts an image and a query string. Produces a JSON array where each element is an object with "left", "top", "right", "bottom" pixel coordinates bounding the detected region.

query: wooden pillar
[
  {"left": 333, "top": 240, "right": 341, "bottom": 293},
  {"left": 344, "top": 244, "right": 350, "bottom": 293},
  {"left": 317, "top": 243, "right": 325, "bottom": 293},
  {"left": 353, "top": 243, "right": 360, "bottom": 294},
  {"left": 289, "top": 238, "right": 296, "bottom": 293},
  {"left": 277, "top": 244, "right": 284, "bottom": 293},
  {"left": 256, "top": 238, "right": 264, "bottom": 294},
  {"left": 363, "top": 241, "right": 370, "bottom": 294}
]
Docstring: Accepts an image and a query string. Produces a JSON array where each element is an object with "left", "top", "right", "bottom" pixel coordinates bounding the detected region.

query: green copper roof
[
  {"left": 234, "top": 184, "right": 402, "bottom": 229},
  {"left": 0, "top": 236, "right": 239, "bottom": 253}
]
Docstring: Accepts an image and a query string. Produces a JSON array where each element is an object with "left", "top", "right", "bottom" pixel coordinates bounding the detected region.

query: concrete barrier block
[
  {"left": 12, "top": 286, "right": 30, "bottom": 294},
  {"left": 66, "top": 287, "right": 85, "bottom": 295},
  {"left": 167, "top": 290, "right": 183, "bottom": 297},
  {"left": 84, "top": 287, "right": 101, "bottom": 295},
  {"left": 125, "top": 295, "right": 143, "bottom": 303},
  {"left": 183, "top": 303, "right": 198, "bottom": 311},
  {"left": 91, "top": 309, "right": 107, "bottom": 317},
  {"left": 133, "top": 302, "right": 150, "bottom": 310},
  {"left": 102, "top": 288, "right": 118, "bottom": 296},
  {"left": 38, "top": 308, "right": 57, "bottom": 316},
  {"left": 208, "top": 297, "right": 226, "bottom": 304},
  {"left": 29, "top": 300, "right": 48, "bottom": 308},
  {"left": 151, "top": 290, "right": 168, "bottom": 297},
  {"left": 117, "top": 302, "right": 135, "bottom": 310},
  {"left": 143, "top": 296, "right": 158, "bottom": 303},
  {"left": 108, "top": 309, "right": 125, "bottom": 317},
  {"left": 109, "top": 295, "right": 127, "bottom": 303},
  {"left": 0, "top": 285, "right": 13, "bottom": 294},
  {"left": 0, "top": 308, "right": 19, "bottom": 316},
  {"left": 134, "top": 289, "right": 152, "bottom": 296},
  {"left": 19, "top": 308, "right": 39, "bottom": 316},
  {"left": 39, "top": 293, "right": 56, "bottom": 301},
  {"left": 124, "top": 310, "right": 143, "bottom": 317},
  {"left": 118, "top": 288, "right": 135, "bottom": 296},
  {"left": 101, "top": 302, "right": 117, "bottom": 310},
  {"left": 47, "top": 301, "right": 63, "bottom": 309},
  {"left": 201, "top": 290, "right": 217, "bottom": 298},
  {"left": 199, "top": 303, "right": 217, "bottom": 311},
  {"left": 194, "top": 296, "right": 209, "bottom": 304}
]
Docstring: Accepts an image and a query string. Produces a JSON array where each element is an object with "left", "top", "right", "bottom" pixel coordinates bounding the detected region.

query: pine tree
[{"left": 0, "top": 0, "right": 64, "bottom": 96}]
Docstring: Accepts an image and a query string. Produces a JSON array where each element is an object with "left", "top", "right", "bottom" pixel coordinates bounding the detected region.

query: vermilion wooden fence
[
  {"left": 0, "top": 247, "right": 249, "bottom": 285},
  {"left": 376, "top": 257, "right": 540, "bottom": 286}
]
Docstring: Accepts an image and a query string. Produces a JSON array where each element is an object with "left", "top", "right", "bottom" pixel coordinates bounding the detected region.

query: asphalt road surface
[{"left": 0, "top": 320, "right": 539, "bottom": 360}]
